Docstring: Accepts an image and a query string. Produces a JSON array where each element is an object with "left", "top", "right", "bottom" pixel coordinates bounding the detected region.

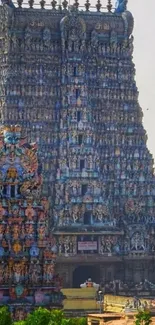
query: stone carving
[
  {"left": 43, "top": 28, "right": 51, "bottom": 48},
  {"left": 29, "top": 262, "right": 41, "bottom": 284},
  {"left": 43, "top": 263, "right": 55, "bottom": 284},
  {"left": 130, "top": 232, "right": 146, "bottom": 251},
  {"left": 57, "top": 236, "right": 77, "bottom": 255},
  {"left": 99, "top": 236, "right": 119, "bottom": 254}
]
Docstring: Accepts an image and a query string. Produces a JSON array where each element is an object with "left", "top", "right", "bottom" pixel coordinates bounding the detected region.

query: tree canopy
[{"left": 0, "top": 307, "right": 87, "bottom": 325}]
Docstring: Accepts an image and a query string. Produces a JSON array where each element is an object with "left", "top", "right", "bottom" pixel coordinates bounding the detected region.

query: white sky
[{"left": 128, "top": 0, "right": 155, "bottom": 161}]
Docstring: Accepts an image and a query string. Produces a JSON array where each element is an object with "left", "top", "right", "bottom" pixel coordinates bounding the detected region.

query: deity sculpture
[
  {"left": 0, "top": 264, "right": 4, "bottom": 284},
  {"left": 12, "top": 224, "right": 21, "bottom": 240},
  {"left": 29, "top": 263, "right": 41, "bottom": 285},
  {"left": 115, "top": 0, "right": 128, "bottom": 13},
  {"left": 12, "top": 262, "right": 24, "bottom": 284},
  {"left": 0, "top": 224, "right": 4, "bottom": 240},
  {"left": 43, "top": 28, "right": 51, "bottom": 48},
  {"left": 80, "top": 278, "right": 99, "bottom": 289},
  {"left": 38, "top": 224, "right": 46, "bottom": 240},
  {"left": 43, "top": 263, "right": 55, "bottom": 284},
  {"left": 131, "top": 232, "right": 146, "bottom": 251},
  {"left": 0, "top": 204, "right": 5, "bottom": 220},
  {"left": 25, "top": 27, "right": 32, "bottom": 50},
  {"left": 25, "top": 204, "right": 35, "bottom": 221}
]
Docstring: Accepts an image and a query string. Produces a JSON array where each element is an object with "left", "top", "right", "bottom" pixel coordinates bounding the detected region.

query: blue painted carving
[
  {"left": 1, "top": 0, "right": 15, "bottom": 8},
  {"left": 115, "top": 0, "right": 128, "bottom": 13}
]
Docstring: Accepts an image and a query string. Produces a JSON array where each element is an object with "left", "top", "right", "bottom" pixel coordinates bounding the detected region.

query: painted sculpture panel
[{"left": 0, "top": 126, "right": 63, "bottom": 320}]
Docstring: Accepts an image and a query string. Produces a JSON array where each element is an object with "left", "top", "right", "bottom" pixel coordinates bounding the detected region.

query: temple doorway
[{"left": 72, "top": 265, "right": 100, "bottom": 288}]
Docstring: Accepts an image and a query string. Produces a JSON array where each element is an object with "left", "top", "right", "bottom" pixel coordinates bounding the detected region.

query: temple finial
[
  {"left": 62, "top": 0, "right": 68, "bottom": 9},
  {"left": 40, "top": 0, "right": 46, "bottom": 8},
  {"left": 51, "top": 0, "right": 57, "bottom": 9},
  {"left": 107, "top": 0, "right": 112, "bottom": 12},
  {"left": 85, "top": 0, "right": 90, "bottom": 11},
  {"left": 73, "top": 0, "right": 79, "bottom": 9},
  {"left": 17, "top": 0, "right": 23, "bottom": 7},
  {"left": 96, "top": 0, "right": 101, "bottom": 12},
  {"left": 28, "top": 0, "right": 34, "bottom": 8}
]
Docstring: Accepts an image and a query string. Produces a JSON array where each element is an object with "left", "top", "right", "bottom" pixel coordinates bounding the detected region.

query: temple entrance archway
[{"left": 72, "top": 265, "right": 100, "bottom": 288}]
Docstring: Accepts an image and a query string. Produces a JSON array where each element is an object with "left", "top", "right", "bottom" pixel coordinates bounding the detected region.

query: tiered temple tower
[
  {"left": 0, "top": 125, "right": 63, "bottom": 320},
  {"left": 0, "top": 0, "right": 155, "bottom": 289}
]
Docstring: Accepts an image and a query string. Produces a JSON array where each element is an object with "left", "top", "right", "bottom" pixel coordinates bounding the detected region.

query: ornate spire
[
  {"left": 73, "top": 0, "right": 79, "bottom": 9},
  {"left": 17, "top": 0, "right": 23, "bottom": 7},
  {"left": 107, "top": 0, "right": 112, "bottom": 12},
  {"left": 62, "top": 0, "right": 68, "bottom": 9},
  {"left": 96, "top": 0, "right": 101, "bottom": 12},
  {"left": 58, "top": 0, "right": 62, "bottom": 10},
  {"left": 40, "top": 0, "right": 46, "bottom": 8},
  {"left": 85, "top": 0, "right": 90, "bottom": 11},
  {"left": 51, "top": 0, "right": 57, "bottom": 9},
  {"left": 28, "top": 0, "right": 34, "bottom": 8}
]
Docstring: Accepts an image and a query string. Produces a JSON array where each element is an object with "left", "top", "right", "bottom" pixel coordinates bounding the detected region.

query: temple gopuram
[
  {"left": 0, "top": 0, "right": 155, "bottom": 292},
  {"left": 0, "top": 125, "right": 63, "bottom": 320}
]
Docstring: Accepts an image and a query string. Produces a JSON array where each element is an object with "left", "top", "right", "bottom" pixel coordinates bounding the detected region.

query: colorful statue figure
[
  {"left": 0, "top": 204, "right": 5, "bottom": 220},
  {"left": 80, "top": 278, "right": 99, "bottom": 289},
  {"left": 29, "top": 263, "right": 41, "bottom": 285},
  {"left": 43, "top": 263, "right": 55, "bottom": 284},
  {"left": 1, "top": 0, "right": 15, "bottom": 9},
  {"left": 0, "top": 264, "right": 4, "bottom": 284},
  {"left": 3, "top": 125, "right": 22, "bottom": 145},
  {"left": 0, "top": 224, "right": 4, "bottom": 240},
  {"left": 13, "top": 262, "right": 24, "bottom": 284},
  {"left": 115, "top": 0, "right": 128, "bottom": 13},
  {"left": 25, "top": 204, "right": 35, "bottom": 221}
]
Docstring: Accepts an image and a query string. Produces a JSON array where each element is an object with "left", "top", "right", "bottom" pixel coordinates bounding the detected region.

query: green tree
[
  {"left": 25, "top": 307, "right": 52, "bottom": 325},
  {"left": 13, "top": 320, "right": 26, "bottom": 325},
  {"left": 0, "top": 306, "right": 12, "bottom": 325},
  {"left": 49, "top": 309, "right": 64, "bottom": 325},
  {"left": 135, "top": 311, "right": 152, "bottom": 325},
  {"left": 77, "top": 317, "right": 87, "bottom": 325},
  {"left": 12, "top": 308, "right": 87, "bottom": 325},
  {"left": 67, "top": 317, "right": 87, "bottom": 325}
]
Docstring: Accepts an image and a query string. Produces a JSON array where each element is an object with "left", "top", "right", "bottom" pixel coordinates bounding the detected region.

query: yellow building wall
[
  {"left": 104, "top": 295, "right": 152, "bottom": 313},
  {"left": 61, "top": 289, "right": 152, "bottom": 312},
  {"left": 62, "top": 288, "right": 99, "bottom": 310}
]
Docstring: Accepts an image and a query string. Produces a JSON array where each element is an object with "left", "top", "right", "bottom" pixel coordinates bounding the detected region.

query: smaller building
[
  {"left": 87, "top": 314, "right": 155, "bottom": 325},
  {"left": 87, "top": 313, "right": 125, "bottom": 325}
]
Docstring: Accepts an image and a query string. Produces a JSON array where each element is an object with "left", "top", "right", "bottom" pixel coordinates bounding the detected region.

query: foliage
[
  {"left": 25, "top": 307, "right": 52, "bottom": 325},
  {"left": 49, "top": 309, "right": 64, "bottom": 325},
  {"left": 10, "top": 308, "right": 87, "bottom": 325},
  {"left": 0, "top": 306, "right": 12, "bottom": 325},
  {"left": 77, "top": 318, "right": 87, "bottom": 325},
  {"left": 68, "top": 317, "right": 87, "bottom": 325},
  {"left": 13, "top": 320, "right": 26, "bottom": 325},
  {"left": 135, "top": 310, "right": 152, "bottom": 325}
]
